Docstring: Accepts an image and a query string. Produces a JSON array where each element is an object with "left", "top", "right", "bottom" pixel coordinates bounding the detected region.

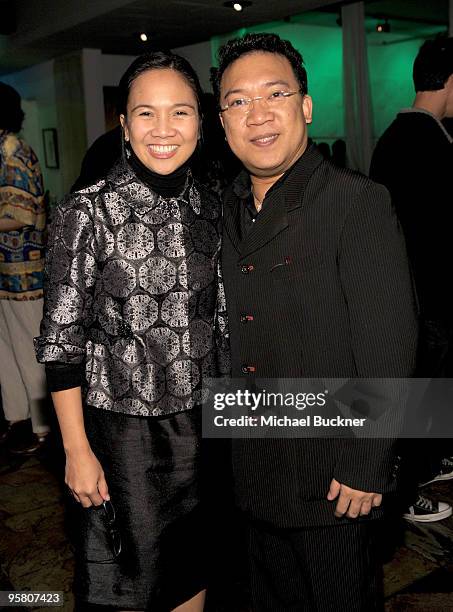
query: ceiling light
[
  {"left": 223, "top": 1, "right": 252, "bottom": 10},
  {"left": 376, "top": 19, "right": 390, "bottom": 33},
  {"left": 139, "top": 32, "right": 148, "bottom": 42}
]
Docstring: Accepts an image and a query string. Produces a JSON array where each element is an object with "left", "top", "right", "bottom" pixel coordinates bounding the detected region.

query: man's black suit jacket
[{"left": 221, "top": 145, "right": 418, "bottom": 528}]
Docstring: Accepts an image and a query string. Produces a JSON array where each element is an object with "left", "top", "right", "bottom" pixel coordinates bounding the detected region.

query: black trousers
[{"left": 248, "top": 519, "right": 383, "bottom": 612}]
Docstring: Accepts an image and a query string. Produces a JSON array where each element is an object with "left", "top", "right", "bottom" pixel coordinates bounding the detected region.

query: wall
[
  {"left": 54, "top": 52, "right": 88, "bottom": 193},
  {"left": 100, "top": 41, "right": 212, "bottom": 92},
  {"left": 101, "top": 53, "right": 137, "bottom": 87},
  {"left": 368, "top": 34, "right": 426, "bottom": 140},
  {"left": 82, "top": 49, "right": 105, "bottom": 146},
  {"left": 210, "top": 17, "right": 446, "bottom": 147},
  {"left": 173, "top": 40, "right": 212, "bottom": 92},
  {"left": 2, "top": 21, "right": 440, "bottom": 199}
]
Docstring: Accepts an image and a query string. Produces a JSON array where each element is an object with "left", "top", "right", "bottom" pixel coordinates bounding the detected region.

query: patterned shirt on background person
[{"left": 0, "top": 129, "right": 46, "bottom": 301}]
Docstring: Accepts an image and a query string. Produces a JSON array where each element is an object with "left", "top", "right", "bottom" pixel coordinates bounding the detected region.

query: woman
[{"left": 35, "top": 52, "right": 227, "bottom": 611}]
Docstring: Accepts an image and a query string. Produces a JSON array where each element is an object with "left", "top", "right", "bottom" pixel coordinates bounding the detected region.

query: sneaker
[
  {"left": 403, "top": 494, "right": 452, "bottom": 523},
  {"left": 420, "top": 456, "right": 453, "bottom": 486}
]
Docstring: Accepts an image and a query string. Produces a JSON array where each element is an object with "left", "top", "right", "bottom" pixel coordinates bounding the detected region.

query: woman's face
[{"left": 121, "top": 68, "right": 199, "bottom": 175}]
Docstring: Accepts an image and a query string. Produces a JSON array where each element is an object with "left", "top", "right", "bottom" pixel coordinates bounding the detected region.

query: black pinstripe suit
[{"left": 221, "top": 144, "right": 418, "bottom": 610}]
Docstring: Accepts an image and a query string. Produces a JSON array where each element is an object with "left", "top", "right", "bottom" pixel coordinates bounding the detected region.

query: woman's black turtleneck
[{"left": 127, "top": 147, "right": 191, "bottom": 198}]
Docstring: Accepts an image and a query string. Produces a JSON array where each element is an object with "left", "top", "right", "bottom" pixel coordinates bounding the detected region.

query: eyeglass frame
[
  {"left": 219, "top": 88, "right": 304, "bottom": 114},
  {"left": 85, "top": 500, "right": 122, "bottom": 563}
]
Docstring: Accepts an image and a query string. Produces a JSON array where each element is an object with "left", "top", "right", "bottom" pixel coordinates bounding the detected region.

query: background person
[
  {"left": 370, "top": 36, "right": 453, "bottom": 523},
  {"left": 0, "top": 82, "right": 49, "bottom": 454}
]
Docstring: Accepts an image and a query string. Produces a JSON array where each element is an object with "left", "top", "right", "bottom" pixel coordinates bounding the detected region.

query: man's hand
[
  {"left": 65, "top": 447, "right": 110, "bottom": 508},
  {"left": 327, "top": 478, "right": 382, "bottom": 518}
]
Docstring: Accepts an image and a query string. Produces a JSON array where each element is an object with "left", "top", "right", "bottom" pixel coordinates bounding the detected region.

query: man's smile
[{"left": 250, "top": 133, "right": 279, "bottom": 147}]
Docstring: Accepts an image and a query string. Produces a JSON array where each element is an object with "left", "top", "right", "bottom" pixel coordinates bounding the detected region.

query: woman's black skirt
[{"left": 71, "top": 405, "right": 206, "bottom": 611}]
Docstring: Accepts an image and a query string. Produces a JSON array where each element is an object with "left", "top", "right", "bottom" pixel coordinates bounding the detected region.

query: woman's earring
[{"left": 124, "top": 139, "right": 131, "bottom": 159}]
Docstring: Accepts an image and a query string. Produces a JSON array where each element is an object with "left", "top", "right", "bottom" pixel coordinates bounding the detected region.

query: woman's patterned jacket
[{"left": 35, "top": 160, "right": 229, "bottom": 416}]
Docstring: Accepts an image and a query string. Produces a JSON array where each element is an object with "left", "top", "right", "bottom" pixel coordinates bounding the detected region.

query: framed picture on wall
[{"left": 42, "top": 128, "right": 59, "bottom": 169}]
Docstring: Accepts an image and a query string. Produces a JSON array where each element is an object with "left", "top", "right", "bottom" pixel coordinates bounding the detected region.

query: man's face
[{"left": 219, "top": 51, "right": 312, "bottom": 178}]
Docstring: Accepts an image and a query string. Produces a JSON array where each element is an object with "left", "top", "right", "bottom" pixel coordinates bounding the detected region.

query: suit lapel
[
  {"left": 223, "top": 145, "right": 324, "bottom": 260},
  {"left": 238, "top": 193, "right": 289, "bottom": 260},
  {"left": 223, "top": 197, "right": 243, "bottom": 255}
]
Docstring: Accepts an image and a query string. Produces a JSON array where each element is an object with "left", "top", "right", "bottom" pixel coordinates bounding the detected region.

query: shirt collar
[
  {"left": 106, "top": 158, "right": 201, "bottom": 215},
  {"left": 231, "top": 141, "right": 323, "bottom": 209}
]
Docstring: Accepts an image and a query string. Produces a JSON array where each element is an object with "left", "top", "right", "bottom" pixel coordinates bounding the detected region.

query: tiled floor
[{"left": 1, "top": 439, "right": 453, "bottom": 611}]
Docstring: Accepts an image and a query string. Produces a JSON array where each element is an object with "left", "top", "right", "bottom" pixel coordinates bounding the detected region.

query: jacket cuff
[
  {"left": 333, "top": 438, "right": 398, "bottom": 494},
  {"left": 45, "top": 363, "right": 84, "bottom": 392}
]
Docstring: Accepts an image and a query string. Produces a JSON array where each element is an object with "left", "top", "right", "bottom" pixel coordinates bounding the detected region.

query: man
[
  {"left": 211, "top": 33, "right": 418, "bottom": 610},
  {"left": 0, "top": 82, "right": 49, "bottom": 453},
  {"left": 370, "top": 37, "right": 453, "bottom": 523}
]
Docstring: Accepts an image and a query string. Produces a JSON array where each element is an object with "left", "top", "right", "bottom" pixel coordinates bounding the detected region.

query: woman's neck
[{"left": 127, "top": 147, "right": 191, "bottom": 198}]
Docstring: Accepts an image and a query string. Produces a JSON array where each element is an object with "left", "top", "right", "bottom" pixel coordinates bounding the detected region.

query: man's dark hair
[
  {"left": 413, "top": 36, "right": 453, "bottom": 92},
  {"left": 118, "top": 50, "right": 204, "bottom": 117},
  {"left": 0, "top": 82, "right": 25, "bottom": 133},
  {"left": 211, "top": 33, "right": 308, "bottom": 103}
]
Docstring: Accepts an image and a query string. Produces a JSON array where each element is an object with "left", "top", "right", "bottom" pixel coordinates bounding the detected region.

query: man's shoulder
[
  {"left": 1, "top": 132, "right": 20, "bottom": 160},
  {"left": 377, "top": 111, "right": 446, "bottom": 147},
  {"left": 314, "top": 159, "right": 380, "bottom": 199},
  {"left": 1, "top": 133, "right": 37, "bottom": 166},
  {"left": 311, "top": 161, "right": 391, "bottom": 227}
]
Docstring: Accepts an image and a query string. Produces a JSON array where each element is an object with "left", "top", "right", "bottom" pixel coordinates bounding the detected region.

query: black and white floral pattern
[{"left": 36, "top": 159, "right": 228, "bottom": 416}]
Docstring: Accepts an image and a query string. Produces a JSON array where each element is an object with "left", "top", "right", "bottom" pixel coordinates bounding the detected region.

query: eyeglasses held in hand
[{"left": 102, "top": 500, "right": 122, "bottom": 561}]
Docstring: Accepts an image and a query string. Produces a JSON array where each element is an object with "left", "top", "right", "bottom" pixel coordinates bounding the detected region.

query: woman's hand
[
  {"left": 50, "top": 388, "right": 110, "bottom": 508},
  {"left": 65, "top": 447, "right": 110, "bottom": 508}
]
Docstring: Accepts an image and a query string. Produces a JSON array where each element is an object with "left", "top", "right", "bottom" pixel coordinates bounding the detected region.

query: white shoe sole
[
  {"left": 420, "top": 472, "right": 453, "bottom": 487},
  {"left": 404, "top": 506, "right": 453, "bottom": 523}
]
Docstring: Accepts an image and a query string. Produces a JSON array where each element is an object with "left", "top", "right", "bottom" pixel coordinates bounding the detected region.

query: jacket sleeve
[
  {"left": 333, "top": 181, "right": 418, "bottom": 493},
  {"left": 34, "top": 194, "right": 97, "bottom": 391}
]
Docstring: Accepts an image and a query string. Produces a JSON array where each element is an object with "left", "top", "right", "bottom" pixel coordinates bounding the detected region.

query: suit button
[
  {"left": 240, "top": 314, "right": 254, "bottom": 323},
  {"left": 241, "top": 264, "right": 254, "bottom": 274},
  {"left": 241, "top": 365, "right": 256, "bottom": 374}
]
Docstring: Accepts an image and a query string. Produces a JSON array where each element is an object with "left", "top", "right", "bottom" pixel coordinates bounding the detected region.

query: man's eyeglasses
[{"left": 220, "top": 89, "right": 303, "bottom": 115}]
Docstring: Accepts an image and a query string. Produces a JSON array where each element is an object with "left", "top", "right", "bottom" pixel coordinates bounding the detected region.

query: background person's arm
[{"left": 0, "top": 217, "right": 27, "bottom": 231}]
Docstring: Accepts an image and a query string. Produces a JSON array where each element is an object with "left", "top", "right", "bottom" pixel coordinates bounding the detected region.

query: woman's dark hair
[
  {"left": 118, "top": 50, "right": 204, "bottom": 116},
  {"left": 211, "top": 33, "right": 308, "bottom": 104},
  {"left": 413, "top": 36, "right": 453, "bottom": 92},
  {"left": 0, "top": 82, "right": 25, "bottom": 133}
]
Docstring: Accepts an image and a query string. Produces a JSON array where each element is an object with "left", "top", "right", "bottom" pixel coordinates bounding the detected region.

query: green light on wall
[{"left": 211, "top": 14, "right": 446, "bottom": 142}]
